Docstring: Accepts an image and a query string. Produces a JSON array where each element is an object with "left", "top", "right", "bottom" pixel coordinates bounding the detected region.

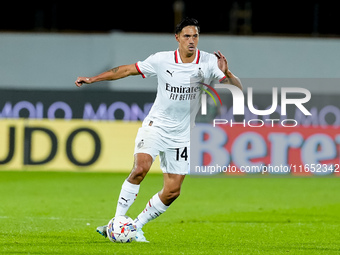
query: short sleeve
[
  {"left": 209, "top": 55, "right": 227, "bottom": 83},
  {"left": 135, "top": 53, "right": 159, "bottom": 79}
]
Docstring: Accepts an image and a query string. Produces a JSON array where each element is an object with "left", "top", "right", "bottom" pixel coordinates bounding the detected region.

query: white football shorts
[{"left": 134, "top": 126, "right": 189, "bottom": 175}]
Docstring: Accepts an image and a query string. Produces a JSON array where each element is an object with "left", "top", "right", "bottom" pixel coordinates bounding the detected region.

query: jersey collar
[{"left": 174, "top": 49, "right": 200, "bottom": 64}]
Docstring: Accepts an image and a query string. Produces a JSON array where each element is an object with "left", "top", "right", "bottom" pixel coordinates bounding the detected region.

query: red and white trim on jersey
[
  {"left": 219, "top": 76, "right": 227, "bottom": 83},
  {"left": 196, "top": 49, "right": 200, "bottom": 64},
  {"left": 135, "top": 62, "right": 145, "bottom": 78},
  {"left": 174, "top": 50, "right": 179, "bottom": 63},
  {"left": 174, "top": 49, "right": 200, "bottom": 64}
]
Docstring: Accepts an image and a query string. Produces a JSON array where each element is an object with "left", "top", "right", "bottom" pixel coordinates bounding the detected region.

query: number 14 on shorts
[{"left": 175, "top": 147, "right": 188, "bottom": 161}]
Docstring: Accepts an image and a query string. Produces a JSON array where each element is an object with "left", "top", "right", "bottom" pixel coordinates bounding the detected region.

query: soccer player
[{"left": 75, "top": 18, "right": 242, "bottom": 242}]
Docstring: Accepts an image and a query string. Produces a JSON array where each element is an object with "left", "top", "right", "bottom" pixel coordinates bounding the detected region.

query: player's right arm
[{"left": 75, "top": 64, "right": 139, "bottom": 87}]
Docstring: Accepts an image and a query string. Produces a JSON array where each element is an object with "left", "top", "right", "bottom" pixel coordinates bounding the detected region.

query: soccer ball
[{"left": 106, "top": 215, "right": 137, "bottom": 243}]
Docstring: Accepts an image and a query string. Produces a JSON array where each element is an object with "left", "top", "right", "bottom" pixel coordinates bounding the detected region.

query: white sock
[
  {"left": 134, "top": 193, "right": 169, "bottom": 229},
  {"left": 114, "top": 179, "right": 140, "bottom": 217}
]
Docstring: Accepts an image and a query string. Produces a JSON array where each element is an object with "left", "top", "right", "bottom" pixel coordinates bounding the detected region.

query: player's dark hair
[{"left": 175, "top": 17, "right": 200, "bottom": 34}]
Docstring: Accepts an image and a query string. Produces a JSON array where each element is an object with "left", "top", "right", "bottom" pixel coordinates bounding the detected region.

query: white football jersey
[{"left": 136, "top": 49, "right": 226, "bottom": 142}]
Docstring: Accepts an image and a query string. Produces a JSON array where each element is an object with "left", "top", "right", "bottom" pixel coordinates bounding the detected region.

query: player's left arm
[{"left": 214, "top": 50, "right": 243, "bottom": 90}]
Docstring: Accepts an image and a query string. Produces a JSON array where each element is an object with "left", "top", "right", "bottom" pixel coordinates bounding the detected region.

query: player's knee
[
  {"left": 128, "top": 164, "right": 149, "bottom": 184},
  {"left": 134, "top": 163, "right": 150, "bottom": 175}
]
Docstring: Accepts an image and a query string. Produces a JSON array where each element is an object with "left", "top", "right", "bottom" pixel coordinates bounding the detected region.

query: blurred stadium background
[{"left": 1, "top": 0, "right": 340, "bottom": 174}]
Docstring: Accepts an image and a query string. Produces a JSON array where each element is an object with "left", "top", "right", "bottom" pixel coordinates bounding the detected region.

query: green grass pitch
[{"left": 0, "top": 171, "right": 339, "bottom": 254}]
